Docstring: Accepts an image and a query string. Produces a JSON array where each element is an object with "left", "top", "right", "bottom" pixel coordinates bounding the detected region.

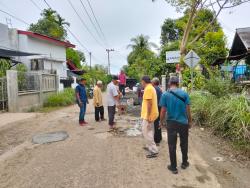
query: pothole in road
[
  {"left": 212, "top": 156, "right": 224, "bottom": 162},
  {"left": 32, "top": 131, "right": 69, "bottom": 144}
]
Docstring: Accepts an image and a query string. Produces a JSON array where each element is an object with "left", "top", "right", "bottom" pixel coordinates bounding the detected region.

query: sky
[{"left": 0, "top": 0, "right": 250, "bottom": 74}]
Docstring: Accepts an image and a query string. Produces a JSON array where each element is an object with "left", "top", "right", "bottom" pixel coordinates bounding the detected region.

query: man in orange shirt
[{"left": 141, "top": 76, "right": 159, "bottom": 158}]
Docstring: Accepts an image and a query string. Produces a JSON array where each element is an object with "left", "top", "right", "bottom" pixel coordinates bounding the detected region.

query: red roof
[
  {"left": 67, "top": 60, "right": 85, "bottom": 75},
  {"left": 17, "top": 30, "right": 75, "bottom": 48}
]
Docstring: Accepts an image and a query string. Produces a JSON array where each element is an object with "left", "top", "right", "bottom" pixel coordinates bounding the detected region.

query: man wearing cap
[
  {"left": 107, "top": 75, "right": 120, "bottom": 129},
  {"left": 152, "top": 77, "right": 163, "bottom": 145},
  {"left": 93, "top": 80, "right": 105, "bottom": 122},
  {"left": 141, "top": 76, "right": 159, "bottom": 158},
  {"left": 75, "top": 78, "right": 88, "bottom": 126},
  {"left": 160, "top": 76, "right": 192, "bottom": 174}
]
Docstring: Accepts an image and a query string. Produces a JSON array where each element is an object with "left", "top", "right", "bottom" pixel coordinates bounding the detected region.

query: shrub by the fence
[{"left": 44, "top": 88, "right": 75, "bottom": 107}]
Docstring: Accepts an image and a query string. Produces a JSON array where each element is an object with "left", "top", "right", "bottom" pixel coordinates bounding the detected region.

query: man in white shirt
[{"left": 107, "top": 75, "right": 119, "bottom": 129}]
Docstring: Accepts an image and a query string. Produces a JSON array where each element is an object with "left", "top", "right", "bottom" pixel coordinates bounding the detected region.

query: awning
[
  {"left": 66, "top": 60, "right": 86, "bottom": 75},
  {"left": 0, "top": 48, "right": 40, "bottom": 58}
]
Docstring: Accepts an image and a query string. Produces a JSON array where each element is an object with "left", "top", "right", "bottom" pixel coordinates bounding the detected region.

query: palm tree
[
  {"left": 56, "top": 14, "right": 70, "bottom": 27},
  {"left": 127, "top": 34, "right": 157, "bottom": 51}
]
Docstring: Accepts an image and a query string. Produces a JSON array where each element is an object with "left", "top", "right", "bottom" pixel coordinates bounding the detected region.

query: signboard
[
  {"left": 184, "top": 50, "right": 200, "bottom": 91},
  {"left": 166, "top": 51, "right": 181, "bottom": 64},
  {"left": 184, "top": 50, "right": 200, "bottom": 68}
]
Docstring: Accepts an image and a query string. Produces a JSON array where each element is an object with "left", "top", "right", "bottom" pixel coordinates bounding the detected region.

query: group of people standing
[
  {"left": 75, "top": 72, "right": 192, "bottom": 175},
  {"left": 140, "top": 75, "right": 192, "bottom": 174}
]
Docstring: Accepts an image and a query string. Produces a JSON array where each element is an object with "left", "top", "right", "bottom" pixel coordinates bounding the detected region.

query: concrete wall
[{"left": 7, "top": 70, "right": 57, "bottom": 112}]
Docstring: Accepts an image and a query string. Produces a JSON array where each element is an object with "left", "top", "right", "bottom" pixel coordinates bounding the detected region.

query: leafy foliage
[
  {"left": 66, "top": 48, "right": 85, "bottom": 69},
  {"left": 0, "top": 59, "right": 11, "bottom": 77},
  {"left": 82, "top": 64, "right": 109, "bottom": 87},
  {"left": 191, "top": 91, "right": 250, "bottom": 152},
  {"left": 44, "top": 88, "right": 75, "bottom": 107},
  {"left": 28, "top": 8, "right": 69, "bottom": 40}
]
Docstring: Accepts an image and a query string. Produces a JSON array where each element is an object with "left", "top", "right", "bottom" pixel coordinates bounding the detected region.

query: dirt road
[{"left": 0, "top": 104, "right": 249, "bottom": 188}]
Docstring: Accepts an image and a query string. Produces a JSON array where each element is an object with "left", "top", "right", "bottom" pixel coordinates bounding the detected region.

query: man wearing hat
[
  {"left": 93, "top": 80, "right": 105, "bottom": 122},
  {"left": 160, "top": 76, "right": 192, "bottom": 174},
  {"left": 141, "top": 76, "right": 159, "bottom": 158},
  {"left": 107, "top": 75, "right": 120, "bottom": 129}
]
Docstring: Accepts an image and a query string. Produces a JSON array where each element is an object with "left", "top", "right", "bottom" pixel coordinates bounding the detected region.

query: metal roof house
[
  {"left": 213, "top": 27, "right": 250, "bottom": 83},
  {"left": 230, "top": 27, "right": 250, "bottom": 58}
]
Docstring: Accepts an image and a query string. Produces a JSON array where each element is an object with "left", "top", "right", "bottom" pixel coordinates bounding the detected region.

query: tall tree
[
  {"left": 29, "top": 8, "right": 69, "bottom": 40},
  {"left": 154, "top": 0, "right": 250, "bottom": 56},
  {"left": 127, "top": 34, "right": 157, "bottom": 51},
  {"left": 161, "top": 18, "right": 179, "bottom": 45},
  {"left": 126, "top": 35, "right": 160, "bottom": 80}
]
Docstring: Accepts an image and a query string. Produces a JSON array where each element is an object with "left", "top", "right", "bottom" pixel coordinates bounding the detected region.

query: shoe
[
  {"left": 181, "top": 162, "right": 190, "bottom": 170},
  {"left": 146, "top": 152, "right": 158, "bottom": 158},
  {"left": 82, "top": 121, "right": 88, "bottom": 124},
  {"left": 167, "top": 165, "right": 178, "bottom": 174}
]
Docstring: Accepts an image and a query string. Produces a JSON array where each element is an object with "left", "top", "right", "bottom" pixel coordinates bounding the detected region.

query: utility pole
[
  {"left": 89, "top": 52, "right": 92, "bottom": 70},
  {"left": 106, "top": 49, "right": 114, "bottom": 74}
]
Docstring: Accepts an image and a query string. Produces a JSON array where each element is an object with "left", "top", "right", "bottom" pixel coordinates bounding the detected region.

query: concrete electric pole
[
  {"left": 106, "top": 49, "right": 114, "bottom": 74},
  {"left": 89, "top": 52, "right": 92, "bottom": 70}
]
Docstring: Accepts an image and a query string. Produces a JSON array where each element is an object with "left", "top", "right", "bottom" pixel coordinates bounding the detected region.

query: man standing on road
[
  {"left": 118, "top": 70, "right": 126, "bottom": 96},
  {"left": 76, "top": 78, "right": 88, "bottom": 126},
  {"left": 141, "top": 76, "right": 159, "bottom": 158},
  {"left": 152, "top": 77, "right": 162, "bottom": 146},
  {"left": 160, "top": 76, "right": 192, "bottom": 174},
  {"left": 107, "top": 75, "right": 119, "bottom": 129},
  {"left": 93, "top": 80, "right": 105, "bottom": 122}
]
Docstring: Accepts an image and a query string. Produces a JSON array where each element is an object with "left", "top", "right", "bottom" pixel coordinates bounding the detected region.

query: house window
[{"left": 31, "top": 59, "right": 44, "bottom": 71}]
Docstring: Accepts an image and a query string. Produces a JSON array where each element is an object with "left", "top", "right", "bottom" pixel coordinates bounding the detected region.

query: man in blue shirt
[
  {"left": 76, "top": 78, "right": 88, "bottom": 126},
  {"left": 160, "top": 76, "right": 192, "bottom": 174}
]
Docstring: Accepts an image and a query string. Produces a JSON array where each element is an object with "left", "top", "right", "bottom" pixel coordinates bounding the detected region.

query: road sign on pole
[
  {"left": 184, "top": 50, "right": 200, "bottom": 68},
  {"left": 166, "top": 51, "right": 181, "bottom": 64},
  {"left": 184, "top": 50, "right": 200, "bottom": 90}
]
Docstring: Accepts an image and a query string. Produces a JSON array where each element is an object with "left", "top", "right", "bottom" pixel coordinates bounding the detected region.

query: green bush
[
  {"left": 44, "top": 88, "right": 75, "bottom": 107},
  {"left": 191, "top": 92, "right": 250, "bottom": 151}
]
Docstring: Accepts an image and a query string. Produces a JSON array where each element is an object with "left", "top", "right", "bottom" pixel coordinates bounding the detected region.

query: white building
[{"left": 0, "top": 23, "right": 75, "bottom": 88}]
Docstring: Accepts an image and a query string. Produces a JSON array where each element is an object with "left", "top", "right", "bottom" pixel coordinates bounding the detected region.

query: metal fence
[
  {"left": 0, "top": 77, "right": 7, "bottom": 111},
  {"left": 18, "top": 72, "right": 40, "bottom": 93}
]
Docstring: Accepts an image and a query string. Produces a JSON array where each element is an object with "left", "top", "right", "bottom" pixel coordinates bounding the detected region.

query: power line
[
  {"left": 66, "top": 0, "right": 106, "bottom": 49},
  {"left": 79, "top": 0, "right": 104, "bottom": 44},
  {"left": 41, "top": 0, "right": 90, "bottom": 53},
  {"left": 0, "top": 9, "right": 29, "bottom": 26},
  {"left": 30, "top": 0, "right": 43, "bottom": 11},
  {"left": 85, "top": 0, "right": 108, "bottom": 45},
  {"left": 43, "top": 0, "right": 52, "bottom": 9}
]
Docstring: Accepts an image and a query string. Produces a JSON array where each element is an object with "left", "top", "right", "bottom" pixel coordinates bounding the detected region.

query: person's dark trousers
[
  {"left": 154, "top": 107, "right": 162, "bottom": 144},
  {"left": 95, "top": 106, "right": 104, "bottom": 121},
  {"left": 119, "top": 84, "right": 126, "bottom": 96},
  {"left": 108, "top": 105, "right": 116, "bottom": 126},
  {"left": 78, "top": 102, "right": 86, "bottom": 123},
  {"left": 167, "top": 121, "right": 189, "bottom": 169}
]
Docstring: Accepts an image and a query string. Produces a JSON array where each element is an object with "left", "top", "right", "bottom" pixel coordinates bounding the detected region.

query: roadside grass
[
  {"left": 190, "top": 91, "right": 250, "bottom": 154},
  {"left": 44, "top": 88, "right": 75, "bottom": 107},
  {"left": 28, "top": 88, "right": 76, "bottom": 113}
]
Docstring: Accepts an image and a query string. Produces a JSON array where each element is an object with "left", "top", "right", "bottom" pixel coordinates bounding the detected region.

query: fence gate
[{"left": 0, "top": 77, "right": 8, "bottom": 112}]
